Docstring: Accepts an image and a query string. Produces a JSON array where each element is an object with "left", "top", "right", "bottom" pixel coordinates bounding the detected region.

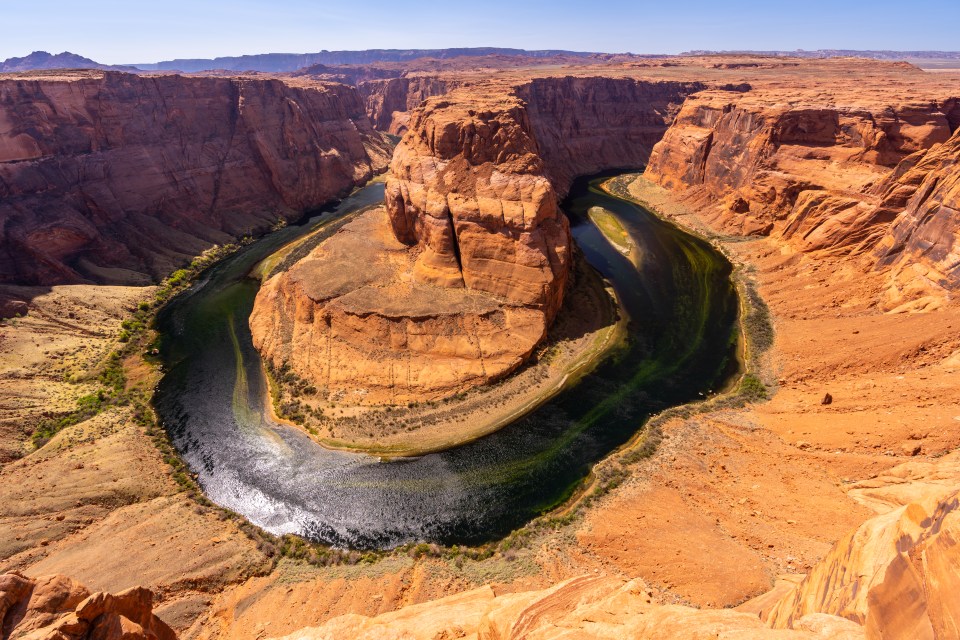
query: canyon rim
[{"left": 2, "top": 16, "right": 960, "bottom": 640}]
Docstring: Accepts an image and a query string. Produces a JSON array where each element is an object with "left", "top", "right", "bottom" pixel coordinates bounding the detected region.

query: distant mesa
[
  {"left": 680, "top": 49, "right": 960, "bottom": 60},
  {"left": 0, "top": 50, "right": 138, "bottom": 73},
  {"left": 131, "top": 47, "right": 601, "bottom": 73}
]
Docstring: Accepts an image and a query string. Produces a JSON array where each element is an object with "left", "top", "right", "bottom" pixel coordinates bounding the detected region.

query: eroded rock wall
[
  {"left": 0, "top": 72, "right": 390, "bottom": 285},
  {"left": 254, "top": 76, "right": 711, "bottom": 403},
  {"left": 358, "top": 76, "right": 462, "bottom": 134},
  {"left": 644, "top": 91, "right": 957, "bottom": 246},
  {"left": 517, "top": 76, "right": 705, "bottom": 194},
  {"left": 873, "top": 126, "right": 960, "bottom": 306},
  {"left": 383, "top": 77, "right": 707, "bottom": 320}
]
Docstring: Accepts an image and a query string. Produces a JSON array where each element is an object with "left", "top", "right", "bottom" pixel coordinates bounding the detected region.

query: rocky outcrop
[
  {"left": 257, "top": 83, "right": 575, "bottom": 403},
  {"left": 382, "top": 77, "right": 706, "bottom": 319},
  {"left": 270, "top": 575, "right": 864, "bottom": 640},
  {"left": 644, "top": 91, "right": 957, "bottom": 247},
  {"left": 0, "top": 71, "right": 390, "bottom": 285},
  {"left": 384, "top": 86, "right": 571, "bottom": 312},
  {"left": 0, "top": 572, "right": 175, "bottom": 640},
  {"left": 766, "top": 480, "right": 960, "bottom": 638},
  {"left": 252, "top": 76, "right": 709, "bottom": 403},
  {"left": 250, "top": 208, "right": 547, "bottom": 404}
]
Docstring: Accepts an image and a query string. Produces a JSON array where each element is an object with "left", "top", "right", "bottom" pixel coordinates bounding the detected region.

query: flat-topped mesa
[{"left": 384, "top": 87, "right": 571, "bottom": 321}]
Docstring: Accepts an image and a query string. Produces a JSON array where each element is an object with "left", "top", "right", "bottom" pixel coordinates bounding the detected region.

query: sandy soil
[
  {"left": 4, "top": 169, "right": 958, "bottom": 638},
  {"left": 0, "top": 284, "right": 272, "bottom": 632}
]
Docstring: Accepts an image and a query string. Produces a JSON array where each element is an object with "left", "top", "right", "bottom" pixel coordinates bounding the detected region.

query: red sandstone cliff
[
  {"left": 251, "top": 77, "right": 714, "bottom": 403},
  {"left": 644, "top": 90, "right": 959, "bottom": 254},
  {"left": 358, "top": 76, "right": 462, "bottom": 134},
  {"left": 872, "top": 126, "right": 960, "bottom": 306},
  {"left": 517, "top": 76, "right": 705, "bottom": 194},
  {"left": 0, "top": 71, "right": 391, "bottom": 286}
]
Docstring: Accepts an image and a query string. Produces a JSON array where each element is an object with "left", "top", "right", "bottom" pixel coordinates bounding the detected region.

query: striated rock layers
[
  {"left": 873, "top": 126, "right": 960, "bottom": 306},
  {"left": 252, "top": 77, "right": 703, "bottom": 404},
  {"left": 0, "top": 71, "right": 390, "bottom": 286},
  {"left": 0, "top": 572, "right": 175, "bottom": 640},
  {"left": 253, "top": 77, "right": 705, "bottom": 403},
  {"left": 643, "top": 88, "right": 960, "bottom": 303},
  {"left": 253, "top": 86, "right": 572, "bottom": 404},
  {"left": 517, "top": 76, "right": 705, "bottom": 194},
  {"left": 766, "top": 489, "right": 960, "bottom": 639},
  {"left": 357, "top": 76, "right": 462, "bottom": 135},
  {"left": 269, "top": 576, "right": 865, "bottom": 640}
]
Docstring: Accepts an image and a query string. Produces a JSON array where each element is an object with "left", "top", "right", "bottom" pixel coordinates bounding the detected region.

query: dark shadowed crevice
[{"left": 446, "top": 208, "right": 466, "bottom": 286}]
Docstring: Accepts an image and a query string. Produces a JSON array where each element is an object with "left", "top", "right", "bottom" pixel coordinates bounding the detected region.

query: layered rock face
[
  {"left": 270, "top": 576, "right": 864, "bottom": 640},
  {"left": 250, "top": 208, "right": 547, "bottom": 404},
  {"left": 383, "top": 77, "right": 709, "bottom": 319},
  {"left": 357, "top": 76, "right": 461, "bottom": 134},
  {"left": 253, "top": 86, "right": 572, "bottom": 404},
  {"left": 873, "top": 126, "right": 960, "bottom": 305},
  {"left": 0, "top": 572, "right": 175, "bottom": 640},
  {"left": 0, "top": 71, "right": 390, "bottom": 285},
  {"left": 384, "top": 87, "right": 572, "bottom": 314},
  {"left": 645, "top": 91, "right": 957, "bottom": 241},
  {"left": 517, "top": 76, "right": 705, "bottom": 194},
  {"left": 767, "top": 482, "right": 960, "bottom": 638}
]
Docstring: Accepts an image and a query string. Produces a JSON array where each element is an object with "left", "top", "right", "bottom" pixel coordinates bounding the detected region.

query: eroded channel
[{"left": 153, "top": 174, "right": 739, "bottom": 549}]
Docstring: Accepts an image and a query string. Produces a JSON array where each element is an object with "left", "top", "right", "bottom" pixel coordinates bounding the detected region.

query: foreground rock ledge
[{"left": 0, "top": 572, "right": 174, "bottom": 640}]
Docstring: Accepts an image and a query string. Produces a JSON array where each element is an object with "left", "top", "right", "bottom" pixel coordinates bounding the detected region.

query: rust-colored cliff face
[
  {"left": 0, "top": 71, "right": 390, "bottom": 285},
  {"left": 517, "top": 77, "right": 705, "bottom": 194},
  {"left": 250, "top": 208, "right": 547, "bottom": 405},
  {"left": 643, "top": 88, "right": 960, "bottom": 305},
  {"left": 873, "top": 126, "right": 960, "bottom": 307},
  {"left": 357, "top": 76, "right": 461, "bottom": 134},
  {"left": 250, "top": 76, "right": 726, "bottom": 404},
  {"left": 384, "top": 86, "right": 572, "bottom": 313}
]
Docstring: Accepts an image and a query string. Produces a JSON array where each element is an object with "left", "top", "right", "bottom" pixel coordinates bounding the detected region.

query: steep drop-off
[
  {"left": 517, "top": 76, "right": 705, "bottom": 194},
  {"left": 873, "top": 126, "right": 960, "bottom": 307},
  {"left": 0, "top": 71, "right": 390, "bottom": 286}
]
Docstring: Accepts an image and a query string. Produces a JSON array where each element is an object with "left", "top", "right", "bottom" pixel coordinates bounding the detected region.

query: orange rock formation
[
  {"left": 251, "top": 76, "right": 704, "bottom": 403},
  {"left": 0, "top": 572, "right": 174, "bottom": 640}
]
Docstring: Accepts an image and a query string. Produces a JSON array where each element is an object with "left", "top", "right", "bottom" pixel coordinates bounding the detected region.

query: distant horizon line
[{"left": 5, "top": 46, "right": 960, "bottom": 66}]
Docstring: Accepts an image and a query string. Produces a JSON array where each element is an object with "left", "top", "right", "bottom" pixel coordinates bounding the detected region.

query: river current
[{"left": 153, "top": 174, "right": 739, "bottom": 549}]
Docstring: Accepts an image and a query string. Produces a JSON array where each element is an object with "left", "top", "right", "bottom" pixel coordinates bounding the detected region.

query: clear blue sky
[{"left": 3, "top": 0, "right": 958, "bottom": 64}]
